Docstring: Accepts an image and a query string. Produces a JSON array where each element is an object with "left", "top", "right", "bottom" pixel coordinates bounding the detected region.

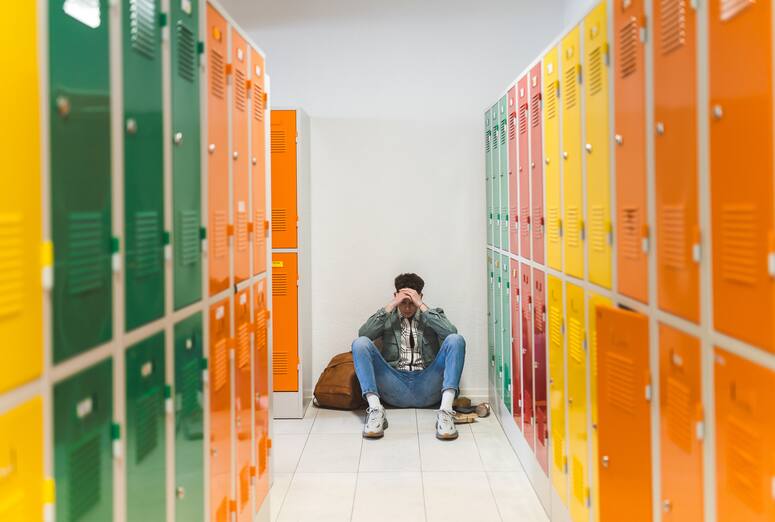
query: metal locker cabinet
[
  {"left": 253, "top": 280, "right": 270, "bottom": 508},
  {"left": 125, "top": 333, "right": 166, "bottom": 521},
  {"left": 659, "top": 325, "right": 703, "bottom": 522},
  {"left": 487, "top": 252, "right": 496, "bottom": 383},
  {"left": 235, "top": 289, "right": 253, "bottom": 521},
  {"left": 508, "top": 86, "right": 519, "bottom": 254},
  {"left": 272, "top": 253, "right": 299, "bottom": 392},
  {"left": 53, "top": 359, "right": 113, "bottom": 522},
  {"left": 543, "top": 46, "right": 563, "bottom": 272},
  {"left": 209, "top": 299, "right": 231, "bottom": 522},
  {"left": 492, "top": 104, "right": 502, "bottom": 250},
  {"left": 562, "top": 28, "right": 584, "bottom": 280},
  {"left": 596, "top": 306, "right": 652, "bottom": 522},
  {"left": 251, "top": 48, "right": 268, "bottom": 275},
  {"left": 0, "top": 398, "right": 43, "bottom": 521},
  {"left": 501, "top": 254, "right": 512, "bottom": 411},
  {"left": 486, "top": 111, "right": 493, "bottom": 247},
  {"left": 565, "top": 282, "right": 588, "bottom": 522},
  {"left": 271, "top": 111, "right": 298, "bottom": 249},
  {"left": 584, "top": 3, "right": 612, "bottom": 290},
  {"left": 530, "top": 64, "right": 545, "bottom": 264},
  {"left": 0, "top": 0, "right": 42, "bottom": 392},
  {"left": 615, "top": 0, "right": 648, "bottom": 303},
  {"left": 171, "top": 0, "right": 203, "bottom": 310},
  {"left": 533, "top": 268, "right": 548, "bottom": 472},
  {"left": 173, "top": 313, "right": 205, "bottom": 522},
  {"left": 714, "top": 348, "right": 775, "bottom": 521},
  {"left": 232, "top": 30, "right": 251, "bottom": 284},
  {"left": 123, "top": 0, "right": 165, "bottom": 331},
  {"left": 207, "top": 5, "right": 230, "bottom": 296},
  {"left": 709, "top": 0, "right": 775, "bottom": 352},
  {"left": 510, "top": 258, "right": 522, "bottom": 427},
  {"left": 499, "top": 96, "right": 510, "bottom": 249},
  {"left": 494, "top": 256, "right": 503, "bottom": 399},
  {"left": 518, "top": 75, "right": 531, "bottom": 259},
  {"left": 547, "top": 276, "right": 567, "bottom": 502},
  {"left": 521, "top": 263, "right": 535, "bottom": 450},
  {"left": 654, "top": 0, "right": 699, "bottom": 323},
  {"left": 49, "top": 0, "right": 113, "bottom": 363}
]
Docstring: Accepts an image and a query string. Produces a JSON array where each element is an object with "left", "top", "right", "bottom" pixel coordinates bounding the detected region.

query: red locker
[
  {"left": 232, "top": 29, "right": 250, "bottom": 284},
  {"left": 209, "top": 299, "right": 231, "bottom": 522},
  {"left": 234, "top": 288, "right": 252, "bottom": 520},
  {"left": 533, "top": 268, "right": 548, "bottom": 473},
  {"left": 250, "top": 48, "right": 268, "bottom": 276},
  {"left": 518, "top": 76, "right": 531, "bottom": 259},
  {"left": 510, "top": 258, "right": 522, "bottom": 428},
  {"left": 253, "top": 280, "right": 270, "bottom": 508},
  {"left": 530, "top": 64, "right": 545, "bottom": 264},
  {"left": 521, "top": 263, "right": 534, "bottom": 449},
  {"left": 508, "top": 85, "right": 519, "bottom": 254}
]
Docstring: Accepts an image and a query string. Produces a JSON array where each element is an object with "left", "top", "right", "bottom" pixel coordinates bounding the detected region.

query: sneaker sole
[
  {"left": 435, "top": 431, "right": 459, "bottom": 441},
  {"left": 363, "top": 419, "right": 389, "bottom": 439}
]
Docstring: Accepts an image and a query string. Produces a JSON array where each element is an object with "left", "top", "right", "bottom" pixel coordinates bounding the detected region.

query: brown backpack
[{"left": 313, "top": 352, "right": 366, "bottom": 410}]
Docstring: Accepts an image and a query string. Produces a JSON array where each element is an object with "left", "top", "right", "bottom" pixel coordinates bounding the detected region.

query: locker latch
[
  {"left": 200, "top": 226, "right": 207, "bottom": 253},
  {"left": 692, "top": 228, "right": 702, "bottom": 264},
  {"left": 641, "top": 224, "right": 650, "bottom": 254},
  {"left": 111, "top": 237, "right": 121, "bottom": 273},
  {"left": 580, "top": 220, "right": 586, "bottom": 241},
  {"left": 111, "top": 423, "right": 122, "bottom": 459},
  {"left": 165, "top": 385, "right": 174, "bottom": 414},
  {"left": 768, "top": 231, "right": 775, "bottom": 277},
  {"left": 163, "top": 231, "right": 172, "bottom": 261},
  {"left": 41, "top": 240, "right": 54, "bottom": 290}
]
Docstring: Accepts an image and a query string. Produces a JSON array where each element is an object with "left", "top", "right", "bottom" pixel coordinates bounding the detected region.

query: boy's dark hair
[{"left": 394, "top": 273, "right": 425, "bottom": 294}]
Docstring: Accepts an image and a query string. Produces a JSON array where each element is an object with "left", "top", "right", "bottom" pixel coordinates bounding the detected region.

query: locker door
[
  {"left": 0, "top": 0, "right": 42, "bottom": 392},
  {"left": 510, "top": 258, "right": 522, "bottom": 427},
  {"left": 209, "top": 299, "right": 231, "bottom": 522},
  {"left": 273, "top": 253, "right": 299, "bottom": 392},
  {"left": 271, "top": 111, "right": 298, "bottom": 249},
  {"left": 501, "top": 254, "right": 512, "bottom": 411},
  {"left": 488, "top": 252, "right": 496, "bottom": 384},
  {"left": 234, "top": 289, "right": 252, "bottom": 520},
  {"left": 486, "top": 111, "right": 493, "bottom": 247},
  {"left": 499, "top": 96, "right": 510, "bottom": 249},
  {"left": 562, "top": 28, "right": 584, "bottom": 279},
  {"left": 714, "top": 348, "right": 775, "bottom": 521},
  {"left": 253, "top": 280, "right": 270, "bottom": 509},
  {"left": 533, "top": 269, "right": 548, "bottom": 472},
  {"left": 544, "top": 46, "right": 563, "bottom": 271},
  {"left": 54, "top": 359, "right": 113, "bottom": 522},
  {"left": 123, "top": 0, "right": 165, "bottom": 331},
  {"left": 174, "top": 313, "right": 205, "bottom": 522},
  {"left": 494, "top": 256, "right": 503, "bottom": 399},
  {"left": 531, "top": 64, "right": 545, "bottom": 264},
  {"left": 710, "top": 0, "right": 775, "bottom": 352},
  {"left": 584, "top": 4, "right": 612, "bottom": 289},
  {"left": 508, "top": 86, "right": 519, "bottom": 254},
  {"left": 0, "top": 398, "right": 43, "bottom": 521},
  {"left": 207, "top": 5, "right": 230, "bottom": 296},
  {"left": 655, "top": 0, "right": 699, "bottom": 322},
  {"left": 172, "top": 0, "right": 203, "bottom": 310},
  {"left": 597, "top": 306, "right": 652, "bottom": 522},
  {"left": 521, "top": 263, "right": 534, "bottom": 450},
  {"left": 249, "top": 48, "right": 267, "bottom": 277},
  {"left": 566, "top": 282, "right": 588, "bottom": 522},
  {"left": 232, "top": 30, "right": 250, "bottom": 284},
  {"left": 547, "top": 276, "right": 567, "bottom": 502},
  {"left": 49, "top": 0, "right": 113, "bottom": 362},
  {"left": 518, "top": 75, "right": 531, "bottom": 259},
  {"left": 492, "top": 104, "right": 501, "bottom": 250},
  {"left": 615, "top": 0, "right": 648, "bottom": 302},
  {"left": 659, "top": 325, "right": 703, "bottom": 522}
]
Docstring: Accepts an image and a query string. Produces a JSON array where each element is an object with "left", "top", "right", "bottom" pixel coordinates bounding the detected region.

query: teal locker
[
  {"left": 486, "top": 111, "right": 493, "bottom": 246},
  {"left": 487, "top": 251, "right": 495, "bottom": 384},
  {"left": 495, "top": 256, "right": 503, "bottom": 399},
  {"left": 501, "top": 253, "right": 512, "bottom": 411},
  {"left": 499, "top": 96, "right": 509, "bottom": 248},
  {"left": 54, "top": 359, "right": 114, "bottom": 521},
  {"left": 49, "top": 0, "right": 113, "bottom": 363},
  {"left": 124, "top": 0, "right": 165, "bottom": 330},
  {"left": 491, "top": 104, "right": 501, "bottom": 249},
  {"left": 125, "top": 333, "right": 166, "bottom": 521}
]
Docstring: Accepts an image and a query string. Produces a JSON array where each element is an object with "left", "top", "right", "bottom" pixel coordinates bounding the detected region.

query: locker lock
[
  {"left": 252, "top": 156, "right": 257, "bottom": 165},
  {"left": 208, "top": 143, "right": 216, "bottom": 153},
  {"left": 656, "top": 122, "right": 665, "bottom": 136},
  {"left": 126, "top": 118, "right": 138, "bottom": 135},
  {"left": 562, "top": 151, "right": 569, "bottom": 160},
  {"left": 712, "top": 104, "right": 724, "bottom": 120},
  {"left": 233, "top": 151, "right": 239, "bottom": 160},
  {"left": 531, "top": 161, "right": 535, "bottom": 169},
  {"left": 174, "top": 132, "right": 183, "bottom": 145},
  {"left": 601, "top": 455, "right": 609, "bottom": 468},
  {"left": 56, "top": 96, "right": 71, "bottom": 118},
  {"left": 585, "top": 143, "right": 592, "bottom": 153},
  {"left": 662, "top": 500, "right": 672, "bottom": 513},
  {"left": 176, "top": 486, "right": 186, "bottom": 500},
  {"left": 545, "top": 156, "right": 550, "bottom": 165},
  {"left": 614, "top": 134, "right": 623, "bottom": 145}
]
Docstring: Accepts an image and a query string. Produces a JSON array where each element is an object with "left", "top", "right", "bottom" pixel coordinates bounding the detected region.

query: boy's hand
[{"left": 401, "top": 288, "right": 424, "bottom": 308}]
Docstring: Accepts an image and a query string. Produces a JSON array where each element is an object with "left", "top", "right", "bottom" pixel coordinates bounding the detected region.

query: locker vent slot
[
  {"left": 176, "top": 22, "right": 195, "bottom": 83},
  {"left": 620, "top": 207, "right": 641, "bottom": 261},
  {"left": 546, "top": 88, "right": 557, "bottom": 120},
  {"left": 255, "top": 209, "right": 265, "bottom": 249},
  {"left": 130, "top": 0, "right": 156, "bottom": 59},
  {"left": 534, "top": 305, "right": 545, "bottom": 333},
  {"left": 213, "top": 339, "right": 227, "bottom": 391},
  {"left": 720, "top": 205, "right": 756, "bottom": 285},
  {"left": 272, "top": 209, "right": 288, "bottom": 234},
  {"left": 588, "top": 46, "right": 603, "bottom": 96},
  {"left": 273, "top": 273, "right": 288, "bottom": 297},
  {"left": 726, "top": 416, "right": 763, "bottom": 511},
  {"left": 273, "top": 351, "right": 289, "bottom": 376},
  {"left": 485, "top": 130, "right": 491, "bottom": 153},
  {"left": 133, "top": 211, "right": 161, "bottom": 277},
  {"left": 500, "top": 119, "right": 507, "bottom": 145},
  {"left": 548, "top": 207, "right": 561, "bottom": 244},
  {"left": 256, "top": 311, "right": 267, "bottom": 352},
  {"left": 659, "top": 0, "right": 687, "bottom": 55},
  {"left": 214, "top": 210, "right": 228, "bottom": 260},
  {"left": 590, "top": 206, "right": 606, "bottom": 253},
  {"left": 508, "top": 113, "right": 516, "bottom": 141},
  {"left": 179, "top": 358, "right": 200, "bottom": 418},
  {"left": 67, "top": 212, "right": 107, "bottom": 295},
  {"left": 234, "top": 67, "right": 246, "bottom": 112},
  {"left": 530, "top": 94, "right": 541, "bottom": 127},
  {"left": 210, "top": 49, "right": 225, "bottom": 99},
  {"left": 518, "top": 105, "right": 528, "bottom": 135},
  {"left": 271, "top": 129, "right": 288, "bottom": 154},
  {"left": 660, "top": 205, "right": 686, "bottom": 269},
  {"left": 237, "top": 321, "right": 250, "bottom": 368},
  {"left": 568, "top": 317, "right": 584, "bottom": 364},
  {"left": 566, "top": 207, "right": 580, "bottom": 248},
  {"left": 236, "top": 210, "right": 248, "bottom": 251},
  {"left": 68, "top": 435, "right": 101, "bottom": 521},
  {"left": 549, "top": 306, "right": 562, "bottom": 346},
  {"left": 0, "top": 213, "right": 23, "bottom": 317},
  {"left": 619, "top": 18, "right": 639, "bottom": 78},
  {"left": 720, "top": 0, "right": 754, "bottom": 21},
  {"left": 605, "top": 352, "right": 636, "bottom": 412},
  {"left": 135, "top": 389, "right": 160, "bottom": 463},
  {"left": 491, "top": 125, "right": 498, "bottom": 151},
  {"left": 564, "top": 65, "right": 577, "bottom": 109},
  {"left": 253, "top": 83, "right": 265, "bottom": 122},
  {"left": 667, "top": 376, "right": 692, "bottom": 451},
  {"left": 572, "top": 457, "right": 584, "bottom": 502},
  {"left": 533, "top": 205, "right": 543, "bottom": 239},
  {"left": 179, "top": 210, "right": 200, "bottom": 266},
  {"left": 521, "top": 206, "right": 530, "bottom": 237}
]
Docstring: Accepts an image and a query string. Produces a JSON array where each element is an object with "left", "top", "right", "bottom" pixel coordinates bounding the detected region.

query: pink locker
[
  {"left": 533, "top": 268, "right": 548, "bottom": 473},
  {"left": 530, "top": 63, "right": 545, "bottom": 264},
  {"left": 508, "top": 85, "right": 519, "bottom": 254},
  {"left": 511, "top": 258, "right": 522, "bottom": 428},
  {"left": 521, "top": 263, "right": 534, "bottom": 449},
  {"left": 518, "top": 75, "right": 531, "bottom": 259}
]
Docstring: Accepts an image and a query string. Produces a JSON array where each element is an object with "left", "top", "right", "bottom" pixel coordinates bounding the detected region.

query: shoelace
[
  {"left": 365, "top": 407, "right": 383, "bottom": 427},
  {"left": 437, "top": 409, "right": 455, "bottom": 429}
]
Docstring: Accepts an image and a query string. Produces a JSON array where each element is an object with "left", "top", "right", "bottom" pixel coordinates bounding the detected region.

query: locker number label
[
  {"left": 273, "top": 261, "right": 284, "bottom": 268},
  {"left": 63, "top": 0, "right": 101, "bottom": 29},
  {"left": 181, "top": 0, "right": 192, "bottom": 14}
]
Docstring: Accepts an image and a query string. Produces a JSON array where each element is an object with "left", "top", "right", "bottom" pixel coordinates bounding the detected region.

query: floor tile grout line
[
  {"left": 471, "top": 427, "right": 505, "bottom": 522},
  {"left": 416, "top": 409, "right": 430, "bottom": 522},
  {"left": 275, "top": 402, "right": 318, "bottom": 520}
]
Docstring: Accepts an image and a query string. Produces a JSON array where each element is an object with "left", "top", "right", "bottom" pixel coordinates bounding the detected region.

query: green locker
[
  {"left": 49, "top": 0, "right": 113, "bottom": 363},
  {"left": 491, "top": 104, "right": 501, "bottom": 249},
  {"left": 125, "top": 332, "right": 166, "bottom": 522},
  {"left": 501, "top": 254, "right": 512, "bottom": 411},
  {"left": 54, "top": 359, "right": 113, "bottom": 522},
  {"left": 174, "top": 314, "right": 204, "bottom": 522},
  {"left": 487, "top": 252, "right": 495, "bottom": 385},
  {"left": 172, "top": 0, "right": 203, "bottom": 309},
  {"left": 499, "top": 96, "right": 509, "bottom": 249},
  {"left": 124, "top": 0, "right": 165, "bottom": 330},
  {"left": 495, "top": 257, "right": 503, "bottom": 399},
  {"left": 486, "top": 111, "right": 493, "bottom": 246}
]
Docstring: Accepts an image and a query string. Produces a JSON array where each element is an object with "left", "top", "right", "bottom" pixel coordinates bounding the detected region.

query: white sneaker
[
  {"left": 363, "top": 407, "right": 388, "bottom": 439},
  {"left": 436, "top": 409, "right": 458, "bottom": 440}
]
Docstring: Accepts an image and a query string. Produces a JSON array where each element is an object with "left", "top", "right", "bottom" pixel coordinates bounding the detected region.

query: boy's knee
[
  {"left": 446, "top": 334, "right": 466, "bottom": 348},
  {"left": 352, "top": 336, "right": 373, "bottom": 353}
]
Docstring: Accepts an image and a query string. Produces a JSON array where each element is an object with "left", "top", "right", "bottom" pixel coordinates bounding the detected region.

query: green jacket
[{"left": 358, "top": 307, "right": 458, "bottom": 368}]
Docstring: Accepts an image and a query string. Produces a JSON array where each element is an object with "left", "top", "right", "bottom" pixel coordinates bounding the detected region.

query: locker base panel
[
  {"left": 255, "top": 493, "right": 271, "bottom": 522},
  {"left": 273, "top": 391, "right": 308, "bottom": 419},
  {"left": 549, "top": 490, "right": 573, "bottom": 522}
]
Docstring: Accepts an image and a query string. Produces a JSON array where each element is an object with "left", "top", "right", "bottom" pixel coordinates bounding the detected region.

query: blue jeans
[{"left": 351, "top": 334, "right": 466, "bottom": 408}]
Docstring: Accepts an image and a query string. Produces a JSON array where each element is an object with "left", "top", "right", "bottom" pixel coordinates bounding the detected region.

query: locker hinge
[
  {"left": 583, "top": 335, "right": 588, "bottom": 352},
  {"left": 43, "top": 477, "right": 55, "bottom": 522},
  {"left": 641, "top": 224, "right": 650, "bottom": 254},
  {"left": 197, "top": 41, "right": 205, "bottom": 55},
  {"left": 159, "top": 12, "right": 168, "bottom": 27},
  {"left": 586, "top": 488, "right": 591, "bottom": 508},
  {"left": 227, "top": 224, "right": 235, "bottom": 237},
  {"left": 264, "top": 220, "right": 270, "bottom": 237},
  {"left": 41, "top": 240, "right": 54, "bottom": 290},
  {"left": 580, "top": 220, "right": 586, "bottom": 241},
  {"left": 111, "top": 236, "right": 121, "bottom": 273},
  {"left": 603, "top": 42, "right": 610, "bottom": 66},
  {"left": 692, "top": 228, "right": 702, "bottom": 264},
  {"left": 111, "top": 423, "right": 122, "bottom": 459},
  {"left": 165, "top": 384, "right": 174, "bottom": 414},
  {"left": 563, "top": 456, "right": 568, "bottom": 474},
  {"left": 163, "top": 231, "right": 172, "bottom": 261},
  {"left": 248, "top": 221, "right": 255, "bottom": 234},
  {"left": 645, "top": 371, "right": 653, "bottom": 401},
  {"left": 558, "top": 218, "right": 563, "bottom": 238},
  {"left": 576, "top": 64, "right": 583, "bottom": 85},
  {"left": 561, "top": 319, "right": 565, "bottom": 335},
  {"left": 768, "top": 232, "right": 775, "bottom": 277},
  {"left": 201, "top": 357, "right": 209, "bottom": 384},
  {"left": 639, "top": 15, "right": 648, "bottom": 44}
]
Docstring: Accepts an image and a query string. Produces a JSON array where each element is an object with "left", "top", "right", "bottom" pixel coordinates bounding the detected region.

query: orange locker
[
  {"left": 271, "top": 111, "right": 298, "bottom": 249},
  {"left": 234, "top": 288, "right": 252, "bottom": 520},
  {"left": 518, "top": 75, "right": 531, "bottom": 259},
  {"left": 596, "top": 306, "right": 652, "bottom": 522},
  {"left": 709, "top": 0, "right": 775, "bottom": 352},
  {"left": 654, "top": 0, "right": 700, "bottom": 323},
  {"left": 714, "top": 348, "right": 775, "bottom": 521},
  {"left": 566, "top": 283, "right": 588, "bottom": 522},
  {"left": 232, "top": 29, "right": 250, "bottom": 284},
  {"left": 272, "top": 253, "right": 299, "bottom": 392},
  {"left": 207, "top": 5, "right": 230, "bottom": 295},
  {"left": 614, "top": 0, "right": 648, "bottom": 303},
  {"left": 250, "top": 48, "right": 268, "bottom": 276},
  {"left": 659, "top": 325, "right": 703, "bottom": 521},
  {"left": 209, "top": 299, "right": 232, "bottom": 522},
  {"left": 508, "top": 85, "right": 519, "bottom": 255},
  {"left": 253, "top": 280, "right": 270, "bottom": 508}
]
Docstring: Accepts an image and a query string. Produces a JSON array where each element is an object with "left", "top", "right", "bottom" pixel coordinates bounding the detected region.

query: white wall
[
  {"left": 563, "top": 0, "right": 600, "bottom": 28},
  {"left": 220, "top": 0, "right": 566, "bottom": 398}
]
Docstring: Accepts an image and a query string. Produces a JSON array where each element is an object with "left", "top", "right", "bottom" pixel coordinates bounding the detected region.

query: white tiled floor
[{"left": 269, "top": 404, "right": 549, "bottom": 522}]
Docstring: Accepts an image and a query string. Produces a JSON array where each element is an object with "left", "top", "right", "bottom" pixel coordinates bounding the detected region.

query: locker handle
[{"left": 768, "top": 231, "right": 775, "bottom": 278}]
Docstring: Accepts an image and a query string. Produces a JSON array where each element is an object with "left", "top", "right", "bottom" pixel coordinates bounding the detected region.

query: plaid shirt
[{"left": 396, "top": 313, "right": 424, "bottom": 371}]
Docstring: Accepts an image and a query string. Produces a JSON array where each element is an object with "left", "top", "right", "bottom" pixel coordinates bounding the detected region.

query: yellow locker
[
  {"left": 0, "top": 397, "right": 43, "bottom": 520},
  {"left": 0, "top": 0, "right": 42, "bottom": 392},
  {"left": 566, "top": 283, "right": 588, "bottom": 522},
  {"left": 588, "top": 292, "right": 612, "bottom": 522},
  {"left": 548, "top": 276, "right": 567, "bottom": 502},
  {"left": 562, "top": 28, "right": 584, "bottom": 280},
  {"left": 584, "top": 2, "right": 612, "bottom": 289},
  {"left": 544, "top": 46, "right": 563, "bottom": 272}
]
